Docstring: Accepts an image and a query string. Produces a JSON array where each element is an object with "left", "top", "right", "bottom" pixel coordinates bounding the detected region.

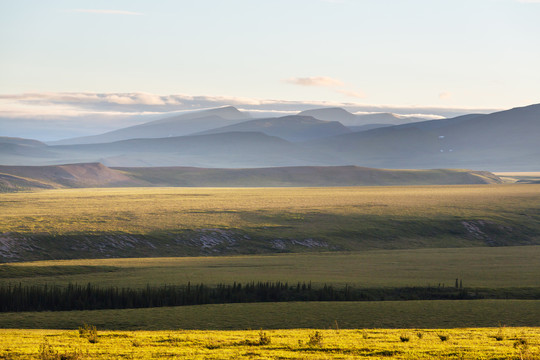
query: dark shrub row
[{"left": 1, "top": 282, "right": 538, "bottom": 312}]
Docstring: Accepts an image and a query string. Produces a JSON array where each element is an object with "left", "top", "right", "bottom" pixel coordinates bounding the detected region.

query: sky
[{"left": 1, "top": 0, "right": 540, "bottom": 139}]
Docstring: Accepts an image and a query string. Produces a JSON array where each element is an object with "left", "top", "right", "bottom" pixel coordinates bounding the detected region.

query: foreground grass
[
  {"left": 3, "top": 246, "right": 540, "bottom": 288},
  {"left": 1, "top": 327, "right": 538, "bottom": 359},
  {"left": 1, "top": 300, "right": 540, "bottom": 330},
  {"left": 1, "top": 185, "right": 540, "bottom": 261}
]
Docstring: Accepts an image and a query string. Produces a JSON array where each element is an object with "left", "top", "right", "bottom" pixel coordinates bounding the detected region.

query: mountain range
[
  {"left": 1, "top": 103, "right": 539, "bottom": 171},
  {"left": 298, "top": 107, "right": 422, "bottom": 126},
  {"left": 48, "top": 106, "right": 250, "bottom": 145},
  {"left": 196, "top": 115, "right": 351, "bottom": 142}
]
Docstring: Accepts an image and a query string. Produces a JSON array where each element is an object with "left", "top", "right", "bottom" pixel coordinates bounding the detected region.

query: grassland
[
  {"left": 1, "top": 247, "right": 539, "bottom": 330},
  {"left": 2, "top": 184, "right": 539, "bottom": 354},
  {"left": 1, "top": 300, "right": 540, "bottom": 330},
  {"left": 2, "top": 184, "right": 540, "bottom": 261},
  {"left": 2, "top": 246, "right": 540, "bottom": 288},
  {"left": 1, "top": 327, "right": 539, "bottom": 359}
]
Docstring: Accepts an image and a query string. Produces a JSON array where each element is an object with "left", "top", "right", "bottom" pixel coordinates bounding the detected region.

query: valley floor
[
  {"left": 1, "top": 300, "right": 540, "bottom": 330},
  {"left": 1, "top": 327, "right": 538, "bottom": 359}
]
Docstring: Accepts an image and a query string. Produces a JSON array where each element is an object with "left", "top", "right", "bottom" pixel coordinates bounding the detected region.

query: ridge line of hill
[{"left": 0, "top": 163, "right": 502, "bottom": 192}]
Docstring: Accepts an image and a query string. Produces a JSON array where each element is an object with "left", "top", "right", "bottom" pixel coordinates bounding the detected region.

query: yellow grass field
[
  {"left": 2, "top": 184, "right": 539, "bottom": 235},
  {"left": 1, "top": 328, "right": 538, "bottom": 359},
  {"left": 2, "top": 184, "right": 540, "bottom": 262},
  {"left": 3, "top": 246, "right": 540, "bottom": 289}
]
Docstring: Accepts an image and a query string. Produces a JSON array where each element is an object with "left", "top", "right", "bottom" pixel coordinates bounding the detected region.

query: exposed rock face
[{"left": 0, "top": 229, "right": 336, "bottom": 263}]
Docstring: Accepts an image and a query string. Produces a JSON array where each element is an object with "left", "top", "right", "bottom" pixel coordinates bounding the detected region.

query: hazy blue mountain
[
  {"left": 196, "top": 115, "right": 351, "bottom": 141},
  {"left": 47, "top": 132, "right": 340, "bottom": 168},
  {"left": 310, "top": 103, "right": 540, "bottom": 170},
  {"left": 298, "top": 107, "right": 423, "bottom": 126},
  {"left": 0, "top": 137, "right": 60, "bottom": 164},
  {"left": 0, "top": 137, "right": 47, "bottom": 147},
  {"left": 347, "top": 124, "right": 392, "bottom": 132},
  {"left": 1, "top": 104, "right": 538, "bottom": 170},
  {"left": 49, "top": 106, "right": 250, "bottom": 145},
  {"left": 298, "top": 107, "right": 358, "bottom": 124}
]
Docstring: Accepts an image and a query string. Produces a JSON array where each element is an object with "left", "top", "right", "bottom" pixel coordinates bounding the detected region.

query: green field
[
  {"left": 2, "top": 184, "right": 540, "bottom": 354},
  {"left": 1, "top": 300, "right": 540, "bottom": 330},
  {"left": 1, "top": 327, "right": 539, "bottom": 359},
  {"left": 2, "top": 246, "right": 539, "bottom": 330},
  {"left": 2, "top": 246, "right": 540, "bottom": 288},
  {"left": 2, "top": 184, "right": 540, "bottom": 261}
]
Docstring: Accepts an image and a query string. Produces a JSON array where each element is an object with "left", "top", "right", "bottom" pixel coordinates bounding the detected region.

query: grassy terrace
[
  {"left": 3, "top": 184, "right": 539, "bottom": 235},
  {"left": 1, "top": 247, "right": 539, "bottom": 329},
  {"left": 2, "top": 246, "right": 540, "bottom": 288},
  {"left": 1, "top": 184, "right": 540, "bottom": 261}
]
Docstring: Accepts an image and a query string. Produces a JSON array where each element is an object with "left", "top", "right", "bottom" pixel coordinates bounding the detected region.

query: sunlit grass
[
  {"left": 2, "top": 246, "right": 540, "bottom": 288},
  {"left": 0, "top": 327, "right": 538, "bottom": 359},
  {"left": 2, "top": 185, "right": 539, "bottom": 235},
  {"left": 1, "top": 185, "right": 539, "bottom": 261}
]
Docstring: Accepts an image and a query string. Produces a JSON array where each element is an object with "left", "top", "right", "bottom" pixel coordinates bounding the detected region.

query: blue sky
[{"left": 1, "top": 0, "right": 540, "bottom": 133}]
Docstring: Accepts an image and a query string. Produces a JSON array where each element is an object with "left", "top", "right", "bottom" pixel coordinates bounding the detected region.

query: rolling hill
[
  {"left": 120, "top": 165, "right": 502, "bottom": 187},
  {"left": 0, "top": 163, "right": 136, "bottom": 191},
  {"left": 0, "top": 163, "right": 502, "bottom": 191}
]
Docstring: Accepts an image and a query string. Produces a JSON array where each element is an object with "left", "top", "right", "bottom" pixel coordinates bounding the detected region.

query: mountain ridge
[
  {"left": 196, "top": 115, "right": 351, "bottom": 141},
  {"left": 1, "top": 103, "right": 539, "bottom": 171},
  {"left": 48, "top": 106, "right": 250, "bottom": 145}
]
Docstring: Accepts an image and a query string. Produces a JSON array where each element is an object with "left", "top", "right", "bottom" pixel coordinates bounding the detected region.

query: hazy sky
[{"left": 1, "top": 0, "right": 540, "bottom": 126}]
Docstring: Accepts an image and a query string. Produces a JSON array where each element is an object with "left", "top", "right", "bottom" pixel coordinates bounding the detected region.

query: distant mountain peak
[
  {"left": 195, "top": 114, "right": 351, "bottom": 142},
  {"left": 199, "top": 105, "right": 250, "bottom": 120},
  {"left": 299, "top": 107, "right": 355, "bottom": 118}
]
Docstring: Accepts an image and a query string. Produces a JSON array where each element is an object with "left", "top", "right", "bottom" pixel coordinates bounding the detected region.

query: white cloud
[
  {"left": 0, "top": 92, "right": 501, "bottom": 122},
  {"left": 66, "top": 9, "right": 143, "bottom": 16},
  {"left": 336, "top": 89, "right": 366, "bottom": 99},
  {"left": 284, "top": 76, "right": 344, "bottom": 87},
  {"left": 439, "top": 92, "right": 452, "bottom": 100},
  {"left": 398, "top": 113, "right": 445, "bottom": 120}
]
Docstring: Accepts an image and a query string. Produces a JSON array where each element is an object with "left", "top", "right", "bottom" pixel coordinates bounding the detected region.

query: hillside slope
[
  {"left": 120, "top": 166, "right": 502, "bottom": 187},
  {"left": 0, "top": 163, "right": 136, "bottom": 190},
  {"left": 311, "top": 103, "right": 540, "bottom": 170},
  {"left": 0, "top": 184, "right": 538, "bottom": 262}
]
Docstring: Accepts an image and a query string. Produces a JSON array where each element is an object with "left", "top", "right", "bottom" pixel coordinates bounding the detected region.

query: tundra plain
[
  {"left": 1, "top": 184, "right": 539, "bottom": 261},
  {"left": 1, "top": 184, "right": 540, "bottom": 359}
]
